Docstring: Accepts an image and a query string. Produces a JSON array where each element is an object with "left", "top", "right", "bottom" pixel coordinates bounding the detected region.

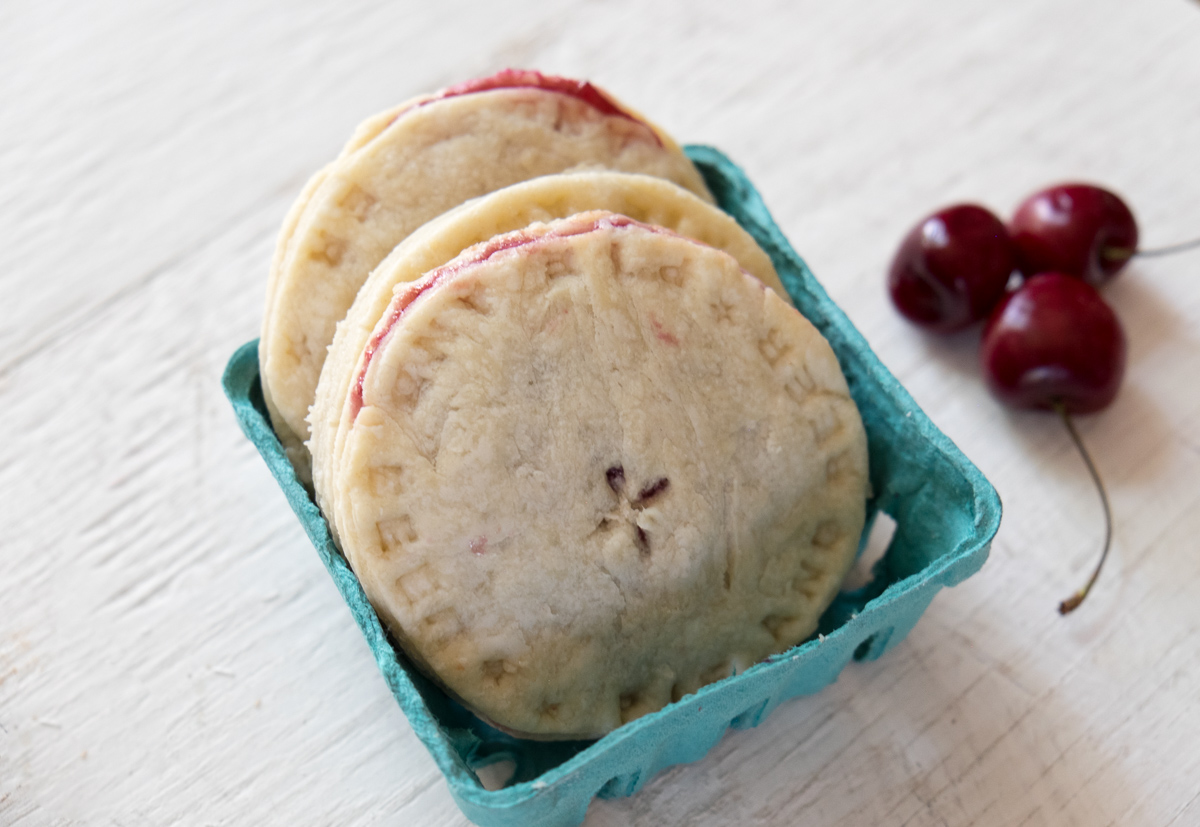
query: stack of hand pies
[{"left": 259, "top": 69, "right": 870, "bottom": 740}]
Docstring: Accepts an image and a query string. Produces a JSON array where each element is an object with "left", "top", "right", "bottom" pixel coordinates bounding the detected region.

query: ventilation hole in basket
[
  {"left": 599, "top": 770, "right": 641, "bottom": 800},
  {"left": 733, "top": 699, "right": 770, "bottom": 729},
  {"left": 475, "top": 758, "right": 516, "bottom": 792},
  {"left": 853, "top": 636, "right": 875, "bottom": 661},
  {"left": 842, "top": 511, "right": 896, "bottom": 592}
]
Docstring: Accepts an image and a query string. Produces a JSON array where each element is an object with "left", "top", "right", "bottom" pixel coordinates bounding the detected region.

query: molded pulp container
[{"left": 223, "top": 146, "right": 1002, "bottom": 827}]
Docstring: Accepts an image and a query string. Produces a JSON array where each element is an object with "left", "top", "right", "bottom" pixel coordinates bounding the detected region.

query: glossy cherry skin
[
  {"left": 887, "top": 204, "right": 1016, "bottom": 332},
  {"left": 981, "top": 272, "right": 1126, "bottom": 414},
  {"left": 1009, "top": 183, "right": 1138, "bottom": 286}
]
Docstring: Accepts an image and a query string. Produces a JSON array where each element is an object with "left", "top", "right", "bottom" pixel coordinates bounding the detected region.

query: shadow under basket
[{"left": 223, "top": 145, "right": 1001, "bottom": 827}]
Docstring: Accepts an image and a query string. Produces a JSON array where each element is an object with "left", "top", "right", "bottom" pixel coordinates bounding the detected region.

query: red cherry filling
[
  {"left": 1009, "top": 183, "right": 1138, "bottom": 285},
  {"left": 980, "top": 272, "right": 1126, "bottom": 414},
  {"left": 887, "top": 204, "right": 1015, "bottom": 332},
  {"left": 392, "top": 69, "right": 661, "bottom": 146},
  {"left": 438, "top": 69, "right": 634, "bottom": 123}
]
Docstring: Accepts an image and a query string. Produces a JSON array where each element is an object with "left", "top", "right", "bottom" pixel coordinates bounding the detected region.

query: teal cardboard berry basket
[{"left": 223, "top": 145, "right": 1001, "bottom": 827}]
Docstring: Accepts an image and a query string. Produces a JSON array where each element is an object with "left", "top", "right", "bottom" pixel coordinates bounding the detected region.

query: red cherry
[
  {"left": 981, "top": 273, "right": 1126, "bottom": 614},
  {"left": 887, "top": 204, "right": 1016, "bottom": 332},
  {"left": 1010, "top": 183, "right": 1138, "bottom": 285},
  {"left": 980, "top": 273, "right": 1126, "bottom": 413}
]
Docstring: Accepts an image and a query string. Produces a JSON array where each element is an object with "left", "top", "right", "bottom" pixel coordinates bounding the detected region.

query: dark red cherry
[
  {"left": 887, "top": 204, "right": 1016, "bottom": 332},
  {"left": 1010, "top": 183, "right": 1138, "bottom": 286},
  {"left": 980, "top": 272, "right": 1126, "bottom": 414}
]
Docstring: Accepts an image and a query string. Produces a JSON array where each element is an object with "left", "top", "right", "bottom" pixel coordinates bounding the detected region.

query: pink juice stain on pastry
[
  {"left": 350, "top": 214, "right": 690, "bottom": 419},
  {"left": 648, "top": 313, "right": 679, "bottom": 345},
  {"left": 389, "top": 69, "right": 662, "bottom": 145}
]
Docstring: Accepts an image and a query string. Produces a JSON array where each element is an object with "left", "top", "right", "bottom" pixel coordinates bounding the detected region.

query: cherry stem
[
  {"left": 1132, "top": 236, "right": 1200, "bottom": 258},
  {"left": 1054, "top": 400, "right": 1112, "bottom": 615}
]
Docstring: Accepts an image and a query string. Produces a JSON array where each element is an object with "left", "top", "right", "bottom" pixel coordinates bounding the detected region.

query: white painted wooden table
[{"left": 4, "top": 1, "right": 1200, "bottom": 824}]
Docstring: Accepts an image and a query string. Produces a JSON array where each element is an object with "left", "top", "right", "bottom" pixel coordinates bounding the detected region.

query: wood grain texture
[{"left": 3, "top": 1, "right": 1199, "bottom": 825}]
